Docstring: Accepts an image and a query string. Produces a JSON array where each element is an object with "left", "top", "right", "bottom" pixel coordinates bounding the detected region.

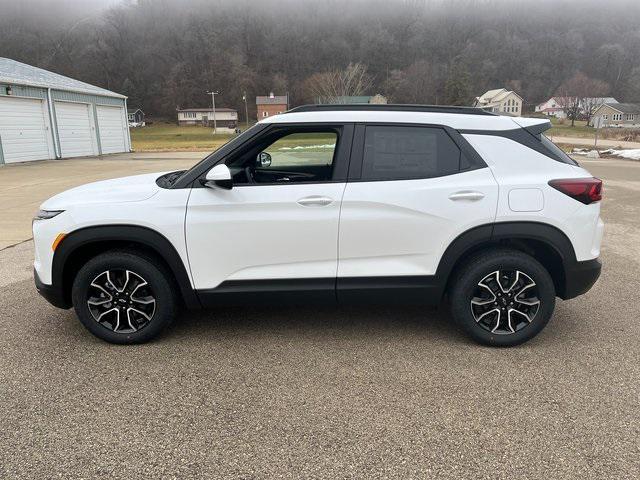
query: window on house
[
  {"left": 262, "top": 111, "right": 268, "bottom": 117},
  {"left": 603, "top": 114, "right": 608, "bottom": 120},
  {"left": 626, "top": 114, "right": 635, "bottom": 121},
  {"left": 613, "top": 113, "right": 622, "bottom": 121}
]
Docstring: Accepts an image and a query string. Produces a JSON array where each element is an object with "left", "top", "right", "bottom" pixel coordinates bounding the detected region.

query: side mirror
[
  {"left": 204, "top": 164, "right": 233, "bottom": 190},
  {"left": 257, "top": 152, "right": 272, "bottom": 168}
]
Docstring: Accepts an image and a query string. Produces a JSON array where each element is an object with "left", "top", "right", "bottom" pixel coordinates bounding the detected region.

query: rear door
[
  {"left": 337, "top": 124, "right": 498, "bottom": 298},
  {"left": 185, "top": 124, "right": 353, "bottom": 303}
]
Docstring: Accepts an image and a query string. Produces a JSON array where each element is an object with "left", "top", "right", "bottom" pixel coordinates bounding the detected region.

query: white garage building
[{"left": 0, "top": 57, "right": 131, "bottom": 164}]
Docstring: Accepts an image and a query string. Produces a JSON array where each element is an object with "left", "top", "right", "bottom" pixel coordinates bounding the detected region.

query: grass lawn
[
  {"left": 131, "top": 123, "right": 238, "bottom": 151},
  {"left": 547, "top": 119, "right": 596, "bottom": 139}
]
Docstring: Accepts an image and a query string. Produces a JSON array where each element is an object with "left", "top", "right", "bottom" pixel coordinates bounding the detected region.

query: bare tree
[
  {"left": 303, "top": 63, "right": 373, "bottom": 103},
  {"left": 555, "top": 72, "right": 610, "bottom": 126}
]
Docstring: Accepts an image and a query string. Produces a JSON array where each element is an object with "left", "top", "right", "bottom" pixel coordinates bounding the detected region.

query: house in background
[
  {"left": 473, "top": 88, "right": 523, "bottom": 116},
  {"left": 177, "top": 107, "right": 238, "bottom": 132},
  {"left": 127, "top": 108, "right": 145, "bottom": 126},
  {"left": 590, "top": 103, "right": 640, "bottom": 127},
  {"left": 535, "top": 96, "right": 617, "bottom": 119},
  {"left": 256, "top": 93, "right": 288, "bottom": 120},
  {"left": 316, "top": 94, "right": 388, "bottom": 105}
]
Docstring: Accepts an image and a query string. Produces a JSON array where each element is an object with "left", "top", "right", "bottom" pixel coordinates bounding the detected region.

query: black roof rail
[{"left": 288, "top": 104, "right": 497, "bottom": 116}]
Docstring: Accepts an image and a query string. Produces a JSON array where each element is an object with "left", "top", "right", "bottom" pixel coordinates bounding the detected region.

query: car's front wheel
[
  {"left": 71, "top": 251, "right": 176, "bottom": 344},
  {"left": 449, "top": 249, "right": 556, "bottom": 347}
]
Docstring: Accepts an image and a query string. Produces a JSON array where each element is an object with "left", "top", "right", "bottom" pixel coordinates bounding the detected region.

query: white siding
[
  {"left": 55, "top": 101, "right": 97, "bottom": 157},
  {"left": 0, "top": 96, "right": 54, "bottom": 163}
]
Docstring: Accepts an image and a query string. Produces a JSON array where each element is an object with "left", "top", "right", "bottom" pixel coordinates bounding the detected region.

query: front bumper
[
  {"left": 561, "top": 258, "right": 602, "bottom": 300},
  {"left": 34, "top": 268, "right": 70, "bottom": 309}
]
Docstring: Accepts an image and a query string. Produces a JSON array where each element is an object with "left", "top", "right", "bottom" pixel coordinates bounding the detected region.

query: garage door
[
  {"left": 0, "top": 96, "right": 54, "bottom": 163},
  {"left": 55, "top": 101, "right": 97, "bottom": 158},
  {"left": 96, "top": 105, "right": 128, "bottom": 154}
]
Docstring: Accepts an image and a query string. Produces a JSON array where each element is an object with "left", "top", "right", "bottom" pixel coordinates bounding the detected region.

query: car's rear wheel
[
  {"left": 71, "top": 251, "right": 176, "bottom": 344},
  {"left": 449, "top": 249, "right": 556, "bottom": 347}
]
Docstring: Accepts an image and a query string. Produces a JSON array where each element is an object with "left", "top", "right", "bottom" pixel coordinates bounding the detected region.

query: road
[
  {"left": 0, "top": 157, "right": 639, "bottom": 479},
  {"left": 549, "top": 135, "right": 640, "bottom": 149}
]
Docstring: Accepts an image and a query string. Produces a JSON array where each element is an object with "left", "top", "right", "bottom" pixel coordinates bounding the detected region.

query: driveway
[
  {"left": 0, "top": 157, "right": 638, "bottom": 478},
  {"left": 0, "top": 152, "right": 202, "bottom": 249}
]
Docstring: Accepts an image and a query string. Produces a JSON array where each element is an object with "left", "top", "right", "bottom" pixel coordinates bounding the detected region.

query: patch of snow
[
  {"left": 572, "top": 147, "right": 640, "bottom": 160},
  {"left": 606, "top": 149, "right": 640, "bottom": 160}
]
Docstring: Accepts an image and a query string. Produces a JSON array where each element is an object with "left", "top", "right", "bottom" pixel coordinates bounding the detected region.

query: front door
[{"left": 186, "top": 124, "right": 353, "bottom": 303}]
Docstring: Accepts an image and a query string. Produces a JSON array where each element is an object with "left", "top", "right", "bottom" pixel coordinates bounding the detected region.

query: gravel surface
[{"left": 0, "top": 158, "right": 638, "bottom": 479}]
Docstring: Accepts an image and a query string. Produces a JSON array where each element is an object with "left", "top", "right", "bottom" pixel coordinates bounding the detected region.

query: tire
[
  {"left": 71, "top": 250, "right": 176, "bottom": 344},
  {"left": 449, "top": 249, "right": 556, "bottom": 347}
]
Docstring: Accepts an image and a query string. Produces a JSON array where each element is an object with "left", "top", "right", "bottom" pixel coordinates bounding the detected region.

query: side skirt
[{"left": 196, "top": 276, "right": 442, "bottom": 308}]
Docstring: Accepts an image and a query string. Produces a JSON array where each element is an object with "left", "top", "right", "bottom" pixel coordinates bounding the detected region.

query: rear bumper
[
  {"left": 34, "top": 268, "right": 70, "bottom": 309},
  {"left": 561, "top": 258, "right": 601, "bottom": 300}
]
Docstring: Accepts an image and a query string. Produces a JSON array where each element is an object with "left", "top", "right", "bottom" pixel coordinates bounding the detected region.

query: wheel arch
[
  {"left": 437, "top": 222, "right": 577, "bottom": 299},
  {"left": 53, "top": 225, "right": 200, "bottom": 309}
]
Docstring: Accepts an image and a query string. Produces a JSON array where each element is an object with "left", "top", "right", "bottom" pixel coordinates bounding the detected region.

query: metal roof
[{"left": 0, "top": 57, "right": 125, "bottom": 99}]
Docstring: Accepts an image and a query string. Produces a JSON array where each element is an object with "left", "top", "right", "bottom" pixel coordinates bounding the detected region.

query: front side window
[
  {"left": 228, "top": 131, "right": 338, "bottom": 185},
  {"left": 361, "top": 126, "right": 462, "bottom": 181}
]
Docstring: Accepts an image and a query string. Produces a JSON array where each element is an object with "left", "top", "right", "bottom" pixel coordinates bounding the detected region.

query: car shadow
[{"left": 161, "top": 302, "right": 473, "bottom": 346}]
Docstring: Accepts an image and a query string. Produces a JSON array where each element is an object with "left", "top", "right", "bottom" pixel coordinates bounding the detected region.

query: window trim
[{"left": 347, "top": 122, "right": 487, "bottom": 183}]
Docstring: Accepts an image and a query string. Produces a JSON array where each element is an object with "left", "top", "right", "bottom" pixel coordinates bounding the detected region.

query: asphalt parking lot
[{"left": 0, "top": 156, "right": 639, "bottom": 478}]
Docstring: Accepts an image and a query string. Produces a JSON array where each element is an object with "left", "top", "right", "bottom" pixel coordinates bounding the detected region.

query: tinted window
[
  {"left": 362, "top": 126, "right": 461, "bottom": 181},
  {"left": 540, "top": 134, "right": 578, "bottom": 166}
]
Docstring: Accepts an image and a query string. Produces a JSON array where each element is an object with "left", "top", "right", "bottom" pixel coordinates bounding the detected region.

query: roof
[
  {"left": 475, "top": 89, "right": 522, "bottom": 106},
  {"left": 260, "top": 106, "right": 549, "bottom": 132},
  {"left": 256, "top": 95, "right": 288, "bottom": 105},
  {"left": 177, "top": 108, "right": 237, "bottom": 113},
  {"left": 539, "top": 96, "right": 618, "bottom": 107},
  {"left": 127, "top": 108, "right": 143, "bottom": 114},
  {"left": 598, "top": 102, "right": 640, "bottom": 114},
  {"left": 318, "top": 95, "right": 373, "bottom": 104},
  {"left": 0, "top": 57, "right": 125, "bottom": 99}
]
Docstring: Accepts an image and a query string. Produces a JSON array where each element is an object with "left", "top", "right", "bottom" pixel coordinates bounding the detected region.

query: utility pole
[
  {"left": 242, "top": 92, "right": 249, "bottom": 129},
  {"left": 206, "top": 91, "right": 219, "bottom": 134}
]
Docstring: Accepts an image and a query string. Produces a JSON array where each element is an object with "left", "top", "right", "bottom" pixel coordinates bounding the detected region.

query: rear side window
[
  {"left": 361, "top": 126, "right": 463, "bottom": 181},
  {"left": 540, "top": 134, "right": 578, "bottom": 166}
]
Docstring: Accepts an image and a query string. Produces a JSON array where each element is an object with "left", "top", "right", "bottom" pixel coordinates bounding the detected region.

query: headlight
[{"left": 33, "top": 210, "right": 64, "bottom": 221}]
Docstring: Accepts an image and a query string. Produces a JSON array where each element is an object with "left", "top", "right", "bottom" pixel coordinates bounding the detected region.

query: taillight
[{"left": 548, "top": 177, "right": 603, "bottom": 204}]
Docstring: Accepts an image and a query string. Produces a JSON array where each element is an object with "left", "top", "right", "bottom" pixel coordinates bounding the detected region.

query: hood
[{"left": 41, "top": 172, "right": 167, "bottom": 210}]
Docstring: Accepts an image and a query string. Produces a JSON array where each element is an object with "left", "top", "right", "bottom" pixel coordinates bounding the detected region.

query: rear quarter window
[{"left": 539, "top": 134, "right": 578, "bottom": 166}]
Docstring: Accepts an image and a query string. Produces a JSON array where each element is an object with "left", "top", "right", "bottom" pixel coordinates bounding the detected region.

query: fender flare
[
  {"left": 434, "top": 221, "right": 577, "bottom": 295},
  {"left": 53, "top": 225, "right": 200, "bottom": 309}
]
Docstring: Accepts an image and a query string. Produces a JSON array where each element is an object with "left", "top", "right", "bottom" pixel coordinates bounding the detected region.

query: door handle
[
  {"left": 448, "top": 191, "right": 485, "bottom": 201},
  {"left": 297, "top": 195, "right": 334, "bottom": 207}
]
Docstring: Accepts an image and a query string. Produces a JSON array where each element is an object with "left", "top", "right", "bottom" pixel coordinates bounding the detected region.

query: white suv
[{"left": 33, "top": 105, "right": 603, "bottom": 346}]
